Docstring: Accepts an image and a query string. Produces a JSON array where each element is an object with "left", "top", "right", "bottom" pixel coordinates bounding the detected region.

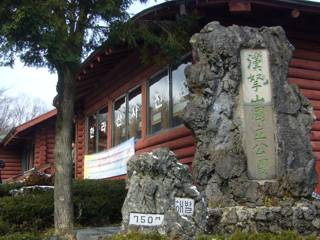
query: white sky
[
  {"left": 0, "top": 0, "right": 319, "bottom": 107},
  {"left": 0, "top": 1, "right": 163, "bottom": 107}
]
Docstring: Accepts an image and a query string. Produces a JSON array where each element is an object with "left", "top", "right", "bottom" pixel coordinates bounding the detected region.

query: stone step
[{"left": 76, "top": 226, "right": 121, "bottom": 240}]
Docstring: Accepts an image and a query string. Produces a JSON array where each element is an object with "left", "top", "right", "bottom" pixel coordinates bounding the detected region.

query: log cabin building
[
  {"left": 74, "top": 0, "right": 320, "bottom": 194},
  {"left": 1, "top": 0, "right": 319, "bottom": 194},
  {"left": 0, "top": 109, "right": 56, "bottom": 181}
]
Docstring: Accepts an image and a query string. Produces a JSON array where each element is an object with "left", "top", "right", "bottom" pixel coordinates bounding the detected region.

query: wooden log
[
  {"left": 288, "top": 78, "right": 320, "bottom": 91},
  {"left": 2, "top": 163, "right": 21, "bottom": 167},
  {"left": 288, "top": 68, "right": 320, "bottom": 81},
  {"left": 310, "top": 100, "right": 320, "bottom": 110},
  {"left": 311, "top": 131, "right": 320, "bottom": 141},
  {"left": 136, "top": 135, "right": 195, "bottom": 154},
  {"left": 293, "top": 49, "right": 320, "bottom": 62},
  {"left": 109, "top": 174, "right": 126, "bottom": 180},
  {"left": 3, "top": 166, "right": 22, "bottom": 171},
  {"left": 314, "top": 151, "right": 320, "bottom": 161},
  {"left": 179, "top": 156, "right": 194, "bottom": 164},
  {"left": 301, "top": 89, "right": 320, "bottom": 100},
  {"left": 313, "top": 122, "right": 320, "bottom": 131},
  {"left": 311, "top": 141, "right": 320, "bottom": 151},
  {"left": 135, "top": 127, "right": 193, "bottom": 151},
  {"left": 174, "top": 146, "right": 196, "bottom": 159}
]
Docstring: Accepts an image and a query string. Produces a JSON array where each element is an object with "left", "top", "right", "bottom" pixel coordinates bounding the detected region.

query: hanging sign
[{"left": 84, "top": 138, "right": 135, "bottom": 179}]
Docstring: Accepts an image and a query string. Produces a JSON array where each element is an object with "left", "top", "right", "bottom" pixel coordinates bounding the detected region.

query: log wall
[
  {"left": 34, "top": 122, "right": 55, "bottom": 174},
  {"left": 288, "top": 41, "right": 320, "bottom": 193},
  {"left": 74, "top": 61, "right": 195, "bottom": 179},
  {"left": 75, "top": 116, "right": 86, "bottom": 179},
  {"left": 0, "top": 147, "right": 22, "bottom": 180},
  {"left": 74, "top": 32, "right": 320, "bottom": 184}
]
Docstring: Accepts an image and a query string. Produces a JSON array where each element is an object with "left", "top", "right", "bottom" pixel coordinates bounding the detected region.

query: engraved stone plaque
[
  {"left": 175, "top": 197, "right": 194, "bottom": 216},
  {"left": 241, "top": 49, "right": 272, "bottom": 104},
  {"left": 241, "top": 49, "right": 277, "bottom": 180}
]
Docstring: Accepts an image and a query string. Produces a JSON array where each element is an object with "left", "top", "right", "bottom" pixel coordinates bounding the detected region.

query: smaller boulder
[{"left": 122, "top": 148, "right": 207, "bottom": 240}]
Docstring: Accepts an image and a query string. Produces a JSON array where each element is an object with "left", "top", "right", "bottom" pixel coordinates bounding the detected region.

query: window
[
  {"left": 113, "top": 96, "right": 127, "bottom": 146},
  {"left": 85, "top": 56, "right": 190, "bottom": 151},
  {"left": 86, "top": 107, "right": 108, "bottom": 154},
  {"left": 148, "top": 69, "right": 170, "bottom": 134},
  {"left": 22, "top": 142, "right": 35, "bottom": 172},
  {"left": 172, "top": 60, "right": 190, "bottom": 127},
  {"left": 148, "top": 57, "right": 191, "bottom": 134},
  {"left": 113, "top": 86, "right": 142, "bottom": 146},
  {"left": 87, "top": 114, "right": 96, "bottom": 154},
  {"left": 98, "top": 107, "right": 108, "bottom": 151},
  {"left": 129, "top": 87, "right": 142, "bottom": 139}
]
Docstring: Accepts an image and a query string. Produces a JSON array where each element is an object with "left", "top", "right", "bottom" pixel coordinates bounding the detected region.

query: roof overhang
[
  {"left": 1, "top": 109, "right": 57, "bottom": 147},
  {"left": 75, "top": 0, "right": 320, "bottom": 104}
]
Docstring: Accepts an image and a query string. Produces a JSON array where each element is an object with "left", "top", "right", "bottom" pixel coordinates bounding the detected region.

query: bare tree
[
  {"left": 11, "top": 94, "right": 49, "bottom": 125},
  {"left": 0, "top": 88, "right": 49, "bottom": 136},
  {"left": 0, "top": 88, "right": 14, "bottom": 134}
]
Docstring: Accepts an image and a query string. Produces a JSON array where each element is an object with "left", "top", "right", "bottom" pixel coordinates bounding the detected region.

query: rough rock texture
[
  {"left": 183, "top": 21, "right": 316, "bottom": 207},
  {"left": 121, "top": 148, "right": 206, "bottom": 240},
  {"left": 206, "top": 200, "right": 320, "bottom": 235}
]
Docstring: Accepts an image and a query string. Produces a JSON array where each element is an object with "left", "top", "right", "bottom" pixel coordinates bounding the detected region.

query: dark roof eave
[
  {"left": 78, "top": 0, "right": 320, "bottom": 75},
  {"left": 133, "top": 0, "right": 320, "bottom": 19},
  {"left": 1, "top": 128, "right": 17, "bottom": 147}
]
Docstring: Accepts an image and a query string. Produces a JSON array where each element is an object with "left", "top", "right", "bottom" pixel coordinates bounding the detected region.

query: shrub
[
  {"left": 73, "top": 179, "right": 126, "bottom": 226},
  {"left": 105, "top": 232, "right": 167, "bottom": 240},
  {"left": 0, "top": 182, "right": 24, "bottom": 197},
  {"left": 0, "top": 217, "right": 10, "bottom": 235},
  {"left": 196, "top": 231, "right": 317, "bottom": 240},
  {"left": 0, "top": 232, "right": 44, "bottom": 240},
  {"left": 0, "top": 192, "right": 54, "bottom": 232},
  {"left": 0, "top": 179, "right": 126, "bottom": 233}
]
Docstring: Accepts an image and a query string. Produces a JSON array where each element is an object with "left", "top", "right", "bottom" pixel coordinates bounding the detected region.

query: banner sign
[{"left": 84, "top": 138, "right": 135, "bottom": 179}]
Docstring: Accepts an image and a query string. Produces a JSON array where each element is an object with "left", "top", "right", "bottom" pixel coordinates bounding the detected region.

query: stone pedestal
[{"left": 183, "top": 21, "right": 317, "bottom": 233}]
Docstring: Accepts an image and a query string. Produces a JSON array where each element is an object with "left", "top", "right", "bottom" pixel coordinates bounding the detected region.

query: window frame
[
  {"left": 147, "top": 55, "right": 190, "bottom": 135},
  {"left": 85, "top": 106, "right": 108, "bottom": 154},
  {"left": 147, "top": 67, "right": 170, "bottom": 135},
  {"left": 112, "top": 93, "right": 128, "bottom": 147},
  {"left": 112, "top": 85, "right": 142, "bottom": 147}
]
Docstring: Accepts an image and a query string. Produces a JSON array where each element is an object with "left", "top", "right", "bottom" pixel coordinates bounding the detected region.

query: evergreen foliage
[
  {"left": 105, "top": 231, "right": 167, "bottom": 240},
  {"left": 0, "top": 179, "right": 126, "bottom": 234},
  {"left": 0, "top": 0, "right": 199, "bottom": 236},
  {"left": 0, "top": 0, "right": 141, "bottom": 70},
  {"left": 197, "top": 231, "right": 317, "bottom": 240},
  {"left": 0, "top": 1, "right": 145, "bottom": 235},
  {"left": 105, "top": 231, "right": 318, "bottom": 240},
  {"left": 108, "top": 13, "right": 200, "bottom": 63}
]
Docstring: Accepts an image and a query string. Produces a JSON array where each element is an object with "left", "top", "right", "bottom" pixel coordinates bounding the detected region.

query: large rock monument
[
  {"left": 183, "top": 21, "right": 318, "bottom": 234},
  {"left": 121, "top": 148, "right": 206, "bottom": 239}
]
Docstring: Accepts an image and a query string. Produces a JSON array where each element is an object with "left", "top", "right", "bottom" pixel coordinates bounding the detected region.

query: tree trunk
[{"left": 54, "top": 65, "right": 76, "bottom": 238}]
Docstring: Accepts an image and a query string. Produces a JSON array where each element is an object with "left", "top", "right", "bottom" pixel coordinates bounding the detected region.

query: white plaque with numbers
[{"left": 129, "top": 213, "right": 164, "bottom": 226}]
